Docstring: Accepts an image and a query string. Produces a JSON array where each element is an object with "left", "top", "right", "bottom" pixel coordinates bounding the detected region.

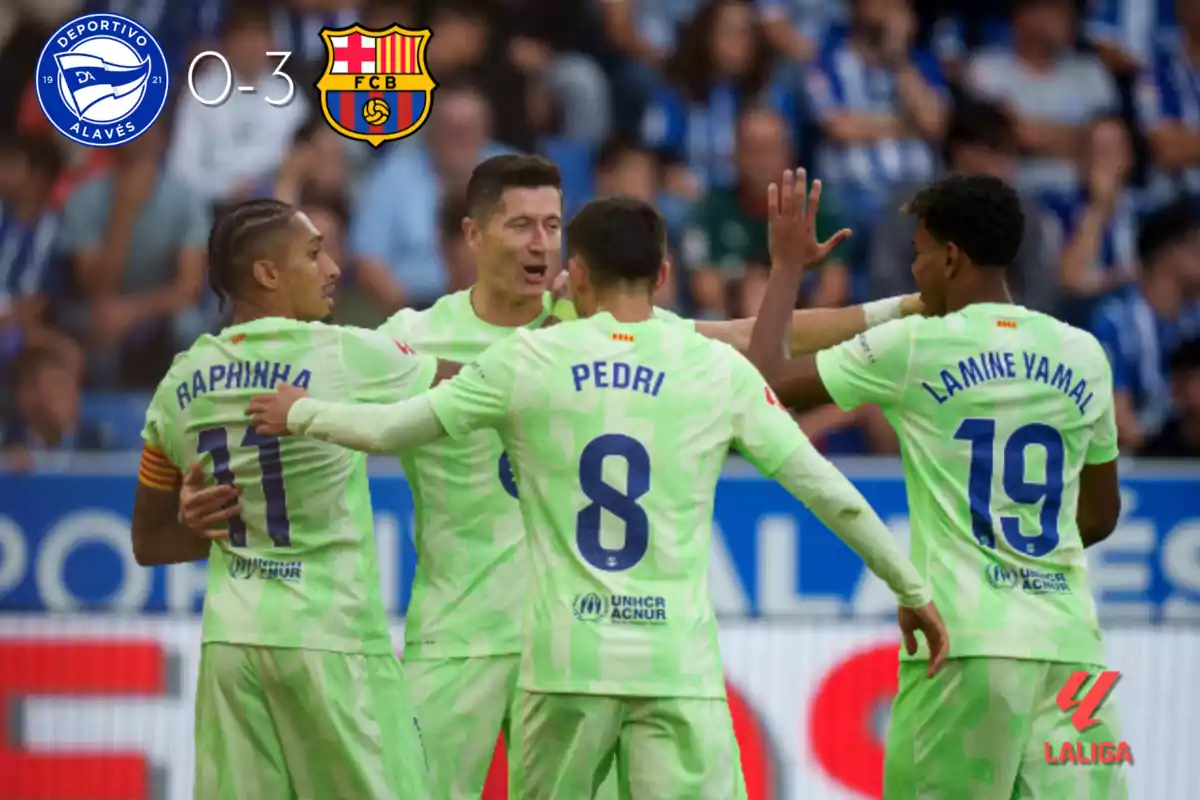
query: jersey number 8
[
  {"left": 576, "top": 433, "right": 651, "bottom": 572},
  {"left": 198, "top": 427, "right": 292, "bottom": 548},
  {"left": 955, "top": 418, "right": 1065, "bottom": 558}
]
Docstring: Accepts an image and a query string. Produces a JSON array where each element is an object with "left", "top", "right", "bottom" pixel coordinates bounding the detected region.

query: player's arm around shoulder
[
  {"left": 131, "top": 376, "right": 220, "bottom": 567},
  {"left": 1076, "top": 332, "right": 1122, "bottom": 547}
]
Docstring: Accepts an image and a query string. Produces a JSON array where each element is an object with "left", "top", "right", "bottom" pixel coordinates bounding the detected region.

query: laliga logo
[
  {"left": 1044, "top": 670, "right": 1134, "bottom": 766},
  {"left": 35, "top": 13, "right": 169, "bottom": 147}
]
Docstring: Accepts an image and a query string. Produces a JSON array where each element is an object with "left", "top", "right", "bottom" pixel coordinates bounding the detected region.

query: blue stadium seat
[{"left": 81, "top": 392, "right": 152, "bottom": 450}]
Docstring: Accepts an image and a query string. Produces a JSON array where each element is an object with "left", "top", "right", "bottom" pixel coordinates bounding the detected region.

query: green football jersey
[
  {"left": 425, "top": 312, "right": 802, "bottom": 698},
  {"left": 141, "top": 317, "right": 437, "bottom": 653},
  {"left": 380, "top": 290, "right": 689, "bottom": 659},
  {"left": 816, "top": 303, "right": 1118, "bottom": 666}
]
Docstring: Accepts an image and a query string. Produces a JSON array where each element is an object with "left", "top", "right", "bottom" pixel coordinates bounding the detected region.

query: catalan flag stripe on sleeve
[{"left": 139, "top": 444, "right": 181, "bottom": 491}]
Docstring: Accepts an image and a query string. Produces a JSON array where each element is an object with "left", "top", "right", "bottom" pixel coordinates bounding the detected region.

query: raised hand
[
  {"left": 767, "top": 168, "right": 852, "bottom": 275},
  {"left": 247, "top": 383, "right": 310, "bottom": 437},
  {"left": 179, "top": 462, "right": 241, "bottom": 539}
]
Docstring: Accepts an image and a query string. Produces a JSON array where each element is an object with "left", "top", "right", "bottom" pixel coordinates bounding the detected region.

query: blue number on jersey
[
  {"left": 197, "top": 427, "right": 292, "bottom": 548},
  {"left": 954, "top": 418, "right": 1065, "bottom": 557},
  {"left": 576, "top": 433, "right": 651, "bottom": 571},
  {"left": 498, "top": 452, "right": 519, "bottom": 499}
]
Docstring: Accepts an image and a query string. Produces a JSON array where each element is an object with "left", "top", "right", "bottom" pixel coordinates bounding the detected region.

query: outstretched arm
[
  {"left": 694, "top": 293, "right": 919, "bottom": 356},
  {"left": 288, "top": 394, "right": 448, "bottom": 453}
]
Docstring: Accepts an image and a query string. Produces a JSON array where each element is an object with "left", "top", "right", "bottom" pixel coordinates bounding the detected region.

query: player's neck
[
  {"left": 595, "top": 293, "right": 654, "bottom": 323},
  {"left": 945, "top": 273, "right": 1012, "bottom": 313},
  {"left": 230, "top": 298, "right": 289, "bottom": 326},
  {"left": 469, "top": 284, "right": 545, "bottom": 328}
]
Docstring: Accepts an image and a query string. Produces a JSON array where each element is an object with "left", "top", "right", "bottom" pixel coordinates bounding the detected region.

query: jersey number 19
[{"left": 955, "top": 418, "right": 1065, "bottom": 558}]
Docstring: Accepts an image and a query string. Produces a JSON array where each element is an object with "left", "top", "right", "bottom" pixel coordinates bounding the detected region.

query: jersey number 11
[{"left": 198, "top": 427, "right": 292, "bottom": 548}]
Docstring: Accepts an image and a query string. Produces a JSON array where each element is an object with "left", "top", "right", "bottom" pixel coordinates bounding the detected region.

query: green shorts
[
  {"left": 509, "top": 690, "right": 747, "bottom": 800},
  {"left": 405, "top": 654, "right": 622, "bottom": 799},
  {"left": 193, "top": 643, "right": 430, "bottom": 800},
  {"left": 884, "top": 657, "right": 1128, "bottom": 800}
]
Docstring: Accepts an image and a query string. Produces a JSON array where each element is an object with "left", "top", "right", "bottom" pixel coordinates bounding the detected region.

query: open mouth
[
  {"left": 522, "top": 265, "right": 548, "bottom": 281},
  {"left": 321, "top": 283, "right": 337, "bottom": 299}
]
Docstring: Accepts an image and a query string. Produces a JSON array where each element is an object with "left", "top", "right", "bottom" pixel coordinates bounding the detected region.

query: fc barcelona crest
[{"left": 316, "top": 24, "right": 436, "bottom": 148}]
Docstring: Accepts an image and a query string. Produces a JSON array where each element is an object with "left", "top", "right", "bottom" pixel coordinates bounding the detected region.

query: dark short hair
[
  {"left": 0, "top": 133, "right": 65, "bottom": 184},
  {"left": 439, "top": 193, "right": 469, "bottom": 240},
  {"left": 565, "top": 197, "right": 665, "bottom": 288},
  {"left": 904, "top": 174, "right": 1025, "bottom": 267},
  {"left": 464, "top": 154, "right": 561, "bottom": 220},
  {"left": 594, "top": 136, "right": 653, "bottom": 174},
  {"left": 944, "top": 98, "right": 1016, "bottom": 161},
  {"left": 207, "top": 198, "right": 297, "bottom": 310},
  {"left": 1137, "top": 198, "right": 1198, "bottom": 266}
]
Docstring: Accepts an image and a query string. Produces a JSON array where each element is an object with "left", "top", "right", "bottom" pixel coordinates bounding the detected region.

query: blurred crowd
[{"left": 2, "top": 0, "right": 1200, "bottom": 464}]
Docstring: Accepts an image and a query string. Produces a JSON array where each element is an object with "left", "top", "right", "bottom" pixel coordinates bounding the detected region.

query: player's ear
[
  {"left": 463, "top": 216, "right": 482, "bottom": 250},
  {"left": 251, "top": 258, "right": 281, "bottom": 291},
  {"left": 654, "top": 259, "right": 670, "bottom": 293},
  {"left": 943, "top": 242, "right": 961, "bottom": 278}
]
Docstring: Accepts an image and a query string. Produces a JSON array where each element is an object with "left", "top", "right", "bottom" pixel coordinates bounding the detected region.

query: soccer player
[
  {"left": 129, "top": 199, "right": 447, "bottom": 799},
  {"left": 350, "top": 154, "right": 925, "bottom": 798},
  {"left": 747, "top": 171, "right": 1125, "bottom": 799},
  {"left": 245, "top": 195, "right": 949, "bottom": 799}
]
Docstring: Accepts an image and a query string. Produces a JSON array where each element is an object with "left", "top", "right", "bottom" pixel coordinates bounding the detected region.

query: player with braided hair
[{"left": 130, "top": 199, "right": 456, "bottom": 798}]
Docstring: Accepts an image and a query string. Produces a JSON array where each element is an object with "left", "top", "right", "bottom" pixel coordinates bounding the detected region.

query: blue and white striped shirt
[
  {"left": 805, "top": 26, "right": 943, "bottom": 216},
  {"left": 641, "top": 83, "right": 798, "bottom": 190},
  {"left": 0, "top": 204, "right": 59, "bottom": 313},
  {"left": 1136, "top": 36, "right": 1200, "bottom": 204},
  {"left": 1091, "top": 291, "right": 1200, "bottom": 439},
  {"left": 1039, "top": 188, "right": 1141, "bottom": 281},
  {"left": 1086, "top": 0, "right": 1178, "bottom": 66}
]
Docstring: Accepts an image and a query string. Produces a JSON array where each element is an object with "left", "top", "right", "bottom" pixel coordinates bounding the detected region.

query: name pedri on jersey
[
  {"left": 816, "top": 303, "right": 1118, "bottom": 667},
  {"left": 141, "top": 318, "right": 436, "bottom": 653},
  {"left": 425, "top": 312, "right": 801, "bottom": 698},
  {"left": 381, "top": 290, "right": 691, "bottom": 660}
]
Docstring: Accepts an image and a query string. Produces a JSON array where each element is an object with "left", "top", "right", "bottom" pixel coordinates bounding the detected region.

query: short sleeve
[
  {"left": 1085, "top": 351, "right": 1119, "bottom": 464},
  {"left": 138, "top": 385, "right": 182, "bottom": 491},
  {"left": 728, "top": 348, "right": 807, "bottom": 476},
  {"left": 339, "top": 327, "right": 437, "bottom": 404},
  {"left": 815, "top": 316, "right": 916, "bottom": 411},
  {"left": 426, "top": 334, "right": 519, "bottom": 439}
]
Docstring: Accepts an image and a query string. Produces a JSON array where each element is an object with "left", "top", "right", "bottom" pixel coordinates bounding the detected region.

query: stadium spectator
[
  {"left": 58, "top": 126, "right": 209, "bottom": 388},
  {"left": 426, "top": 0, "right": 533, "bottom": 151},
  {"left": 1085, "top": 0, "right": 1177, "bottom": 76},
  {"left": 1043, "top": 117, "right": 1140, "bottom": 321},
  {"left": 598, "top": 0, "right": 696, "bottom": 133},
  {"left": 868, "top": 98, "right": 1058, "bottom": 315},
  {"left": 359, "top": 0, "right": 417, "bottom": 29},
  {"left": 642, "top": 0, "right": 791, "bottom": 196},
  {"left": 1091, "top": 199, "right": 1200, "bottom": 451},
  {"left": 1144, "top": 337, "right": 1200, "bottom": 457},
  {"left": 267, "top": 116, "right": 352, "bottom": 206},
  {"left": 0, "top": 134, "right": 68, "bottom": 363},
  {"left": 756, "top": 0, "right": 844, "bottom": 63},
  {"left": 437, "top": 193, "right": 476, "bottom": 293},
  {"left": 271, "top": 0, "right": 361, "bottom": 69},
  {"left": 805, "top": 0, "right": 947, "bottom": 244},
  {"left": 167, "top": 4, "right": 310, "bottom": 206},
  {"left": 679, "top": 107, "right": 849, "bottom": 319},
  {"left": 1136, "top": 0, "right": 1200, "bottom": 207},
  {"left": 965, "top": 0, "right": 1119, "bottom": 202},
  {"left": 496, "top": 0, "right": 612, "bottom": 148},
  {"left": 2, "top": 346, "right": 113, "bottom": 471},
  {"left": 348, "top": 81, "right": 508, "bottom": 319},
  {"left": 83, "top": 0, "right": 225, "bottom": 73}
]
